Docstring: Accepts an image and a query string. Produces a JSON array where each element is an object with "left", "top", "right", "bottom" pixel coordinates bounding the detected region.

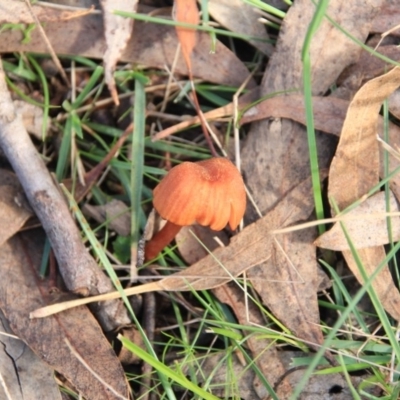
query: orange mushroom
[{"left": 145, "top": 157, "right": 246, "bottom": 261}]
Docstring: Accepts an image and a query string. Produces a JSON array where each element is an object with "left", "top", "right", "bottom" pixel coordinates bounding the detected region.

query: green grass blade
[
  {"left": 241, "top": 0, "right": 286, "bottom": 19},
  {"left": 114, "top": 11, "right": 272, "bottom": 43},
  {"left": 321, "top": 262, "right": 369, "bottom": 333},
  {"left": 61, "top": 185, "right": 176, "bottom": 398},
  {"left": 338, "top": 353, "right": 362, "bottom": 400},
  {"left": 301, "top": 0, "right": 329, "bottom": 234},
  {"left": 382, "top": 99, "right": 400, "bottom": 284},
  {"left": 73, "top": 66, "right": 104, "bottom": 108},
  {"left": 55, "top": 117, "right": 72, "bottom": 180},
  {"left": 60, "top": 185, "right": 134, "bottom": 308},
  {"left": 2, "top": 58, "right": 37, "bottom": 81},
  {"left": 332, "top": 207, "right": 400, "bottom": 364},
  {"left": 200, "top": 0, "right": 216, "bottom": 52},
  {"left": 130, "top": 78, "right": 146, "bottom": 268},
  {"left": 118, "top": 334, "right": 220, "bottom": 400},
  {"left": 291, "top": 206, "right": 400, "bottom": 399},
  {"left": 26, "top": 55, "right": 50, "bottom": 140}
]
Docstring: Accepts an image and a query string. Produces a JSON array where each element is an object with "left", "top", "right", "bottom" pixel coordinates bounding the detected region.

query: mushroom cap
[{"left": 152, "top": 157, "right": 246, "bottom": 231}]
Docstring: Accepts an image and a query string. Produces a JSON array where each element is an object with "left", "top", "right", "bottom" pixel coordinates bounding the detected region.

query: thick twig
[{"left": 0, "top": 59, "right": 129, "bottom": 331}]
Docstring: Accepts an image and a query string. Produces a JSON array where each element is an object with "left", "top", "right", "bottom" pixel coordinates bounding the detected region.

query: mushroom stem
[{"left": 145, "top": 221, "right": 183, "bottom": 261}]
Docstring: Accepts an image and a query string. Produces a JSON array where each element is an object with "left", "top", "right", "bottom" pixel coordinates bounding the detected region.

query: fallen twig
[{"left": 0, "top": 58, "right": 130, "bottom": 331}]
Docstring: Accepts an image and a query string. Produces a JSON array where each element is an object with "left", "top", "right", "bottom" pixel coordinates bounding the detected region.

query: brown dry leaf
[
  {"left": 241, "top": 92, "right": 400, "bottom": 145},
  {"left": 241, "top": 0, "right": 378, "bottom": 221},
  {"left": 371, "top": 4, "right": 400, "bottom": 35},
  {"left": 248, "top": 176, "right": 330, "bottom": 353},
  {"left": 175, "top": 224, "right": 229, "bottom": 264},
  {"left": 0, "top": 2, "right": 254, "bottom": 89},
  {"left": 388, "top": 88, "right": 400, "bottom": 119},
  {"left": 235, "top": 2, "right": 361, "bottom": 352},
  {"left": 329, "top": 67, "right": 400, "bottom": 321},
  {"left": 0, "top": 310, "right": 62, "bottom": 400},
  {"left": 0, "top": 185, "right": 32, "bottom": 246},
  {"left": 241, "top": 93, "right": 349, "bottom": 135},
  {"left": 83, "top": 200, "right": 130, "bottom": 237},
  {"left": 173, "top": 0, "right": 199, "bottom": 69},
  {"left": 0, "top": 232, "right": 129, "bottom": 400},
  {"left": 0, "top": 1, "right": 90, "bottom": 23},
  {"left": 0, "top": 170, "right": 32, "bottom": 246},
  {"left": 378, "top": 124, "right": 400, "bottom": 202},
  {"left": 338, "top": 46, "right": 400, "bottom": 94},
  {"left": 118, "top": 327, "right": 144, "bottom": 365},
  {"left": 100, "top": 0, "right": 138, "bottom": 105},
  {"left": 172, "top": 0, "right": 216, "bottom": 154},
  {"left": 329, "top": 67, "right": 400, "bottom": 207},
  {"left": 240, "top": 91, "right": 400, "bottom": 202},
  {"left": 213, "top": 283, "right": 292, "bottom": 397},
  {"left": 205, "top": 0, "right": 273, "bottom": 56},
  {"left": 316, "top": 191, "right": 400, "bottom": 251}
]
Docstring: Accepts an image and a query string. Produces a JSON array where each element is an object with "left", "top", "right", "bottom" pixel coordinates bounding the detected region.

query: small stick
[
  {"left": 24, "top": 0, "right": 70, "bottom": 87},
  {"left": 0, "top": 59, "right": 129, "bottom": 331}
]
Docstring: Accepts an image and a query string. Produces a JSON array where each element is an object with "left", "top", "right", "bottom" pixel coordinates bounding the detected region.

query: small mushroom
[{"left": 145, "top": 157, "right": 246, "bottom": 261}]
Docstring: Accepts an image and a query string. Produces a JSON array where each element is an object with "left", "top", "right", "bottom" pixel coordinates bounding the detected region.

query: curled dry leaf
[
  {"left": 329, "top": 67, "right": 400, "bottom": 321},
  {"left": 118, "top": 327, "right": 144, "bottom": 365},
  {"left": 0, "top": 170, "right": 32, "bottom": 247},
  {"left": 173, "top": 0, "right": 199, "bottom": 68},
  {"left": 329, "top": 67, "right": 400, "bottom": 210},
  {"left": 0, "top": 185, "right": 32, "bottom": 246},
  {"left": 315, "top": 191, "right": 400, "bottom": 251},
  {"left": 100, "top": 0, "right": 138, "bottom": 105},
  {"left": 0, "top": 232, "right": 129, "bottom": 400},
  {"left": 173, "top": 0, "right": 219, "bottom": 156},
  {"left": 0, "top": 310, "right": 62, "bottom": 400}
]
